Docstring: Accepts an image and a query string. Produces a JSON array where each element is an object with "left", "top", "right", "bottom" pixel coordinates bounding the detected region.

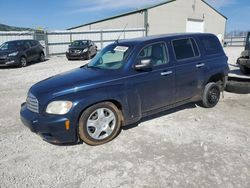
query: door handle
[
  {"left": 196, "top": 63, "right": 205, "bottom": 68},
  {"left": 161, "top": 71, "right": 173, "bottom": 76}
]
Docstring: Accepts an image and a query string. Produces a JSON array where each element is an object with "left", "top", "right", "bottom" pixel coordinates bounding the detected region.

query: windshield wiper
[
  {"left": 89, "top": 66, "right": 104, "bottom": 70},
  {"left": 84, "top": 65, "right": 104, "bottom": 70}
]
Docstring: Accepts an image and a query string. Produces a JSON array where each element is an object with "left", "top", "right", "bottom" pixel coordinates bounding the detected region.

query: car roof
[
  {"left": 3, "top": 39, "right": 36, "bottom": 43},
  {"left": 117, "top": 33, "right": 216, "bottom": 46},
  {"left": 73, "top": 40, "right": 89, "bottom": 42}
]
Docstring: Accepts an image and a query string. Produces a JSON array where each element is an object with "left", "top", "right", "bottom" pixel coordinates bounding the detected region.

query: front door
[{"left": 130, "top": 42, "right": 175, "bottom": 113}]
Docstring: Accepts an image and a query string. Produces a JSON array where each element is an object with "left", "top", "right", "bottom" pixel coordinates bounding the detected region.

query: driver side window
[
  {"left": 24, "top": 42, "right": 31, "bottom": 50},
  {"left": 137, "top": 43, "right": 168, "bottom": 67}
]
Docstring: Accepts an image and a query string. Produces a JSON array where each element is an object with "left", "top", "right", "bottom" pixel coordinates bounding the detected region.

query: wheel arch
[
  {"left": 76, "top": 99, "right": 125, "bottom": 126},
  {"left": 206, "top": 72, "right": 227, "bottom": 90}
]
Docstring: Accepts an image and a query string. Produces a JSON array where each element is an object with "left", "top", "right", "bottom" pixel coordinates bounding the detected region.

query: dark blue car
[{"left": 20, "top": 33, "right": 229, "bottom": 145}]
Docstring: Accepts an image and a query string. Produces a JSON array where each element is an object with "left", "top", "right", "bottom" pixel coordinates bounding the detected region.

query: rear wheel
[
  {"left": 239, "top": 64, "right": 250, "bottom": 75},
  {"left": 19, "top": 56, "right": 27, "bottom": 67},
  {"left": 78, "top": 102, "right": 122, "bottom": 146},
  {"left": 39, "top": 52, "right": 45, "bottom": 62},
  {"left": 201, "top": 82, "right": 221, "bottom": 108}
]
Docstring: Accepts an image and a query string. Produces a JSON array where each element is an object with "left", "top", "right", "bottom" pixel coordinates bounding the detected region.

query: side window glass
[
  {"left": 172, "top": 38, "right": 195, "bottom": 60},
  {"left": 137, "top": 43, "right": 168, "bottom": 67},
  {"left": 24, "top": 42, "right": 31, "bottom": 49},
  {"left": 30, "top": 41, "right": 37, "bottom": 47},
  {"left": 191, "top": 38, "right": 200, "bottom": 57},
  {"left": 200, "top": 36, "right": 221, "bottom": 55}
]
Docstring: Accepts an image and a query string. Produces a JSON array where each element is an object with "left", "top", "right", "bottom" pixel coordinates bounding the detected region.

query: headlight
[
  {"left": 82, "top": 48, "right": 88, "bottom": 53},
  {"left": 46, "top": 101, "right": 73, "bottom": 115},
  {"left": 8, "top": 51, "right": 18, "bottom": 57},
  {"left": 66, "top": 49, "right": 69, "bottom": 53}
]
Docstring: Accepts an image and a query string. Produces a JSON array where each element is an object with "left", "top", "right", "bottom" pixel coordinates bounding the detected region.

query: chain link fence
[
  {"left": 224, "top": 35, "right": 247, "bottom": 47},
  {"left": 0, "top": 29, "right": 146, "bottom": 56}
]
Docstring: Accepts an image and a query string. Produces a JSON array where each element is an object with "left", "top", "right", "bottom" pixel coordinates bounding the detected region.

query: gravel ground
[{"left": 0, "top": 48, "right": 250, "bottom": 188}]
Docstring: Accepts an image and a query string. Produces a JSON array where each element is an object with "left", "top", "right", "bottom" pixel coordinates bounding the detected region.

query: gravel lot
[{"left": 0, "top": 48, "right": 250, "bottom": 188}]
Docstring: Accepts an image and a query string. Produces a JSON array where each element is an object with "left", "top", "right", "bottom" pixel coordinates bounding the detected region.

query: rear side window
[
  {"left": 172, "top": 38, "right": 199, "bottom": 60},
  {"left": 200, "top": 36, "right": 222, "bottom": 55},
  {"left": 30, "top": 40, "right": 38, "bottom": 47}
]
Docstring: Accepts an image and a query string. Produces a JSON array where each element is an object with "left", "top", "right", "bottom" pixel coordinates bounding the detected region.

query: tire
[
  {"left": 39, "top": 52, "right": 45, "bottom": 62},
  {"left": 86, "top": 52, "right": 91, "bottom": 60},
  {"left": 78, "top": 102, "right": 122, "bottom": 146},
  {"left": 201, "top": 82, "right": 221, "bottom": 108},
  {"left": 239, "top": 64, "right": 250, "bottom": 75},
  {"left": 226, "top": 78, "right": 250, "bottom": 94},
  {"left": 19, "top": 56, "right": 27, "bottom": 67}
]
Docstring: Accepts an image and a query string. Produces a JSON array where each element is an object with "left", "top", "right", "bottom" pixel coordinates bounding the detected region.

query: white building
[{"left": 68, "top": 0, "right": 227, "bottom": 40}]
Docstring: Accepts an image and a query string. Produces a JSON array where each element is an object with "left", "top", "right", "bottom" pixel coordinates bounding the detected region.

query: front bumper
[
  {"left": 66, "top": 52, "right": 88, "bottom": 60},
  {"left": 0, "top": 56, "right": 19, "bottom": 67},
  {"left": 20, "top": 103, "right": 77, "bottom": 144},
  {"left": 238, "top": 58, "right": 250, "bottom": 68}
]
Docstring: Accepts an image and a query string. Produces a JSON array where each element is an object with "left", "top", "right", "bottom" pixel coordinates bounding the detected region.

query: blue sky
[{"left": 0, "top": 0, "right": 249, "bottom": 32}]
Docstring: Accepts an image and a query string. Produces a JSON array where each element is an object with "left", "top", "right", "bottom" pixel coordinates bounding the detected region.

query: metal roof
[{"left": 67, "top": 0, "right": 227, "bottom": 30}]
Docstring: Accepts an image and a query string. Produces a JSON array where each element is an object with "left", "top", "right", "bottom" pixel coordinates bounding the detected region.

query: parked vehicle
[
  {"left": 20, "top": 33, "right": 229, "bottom": 145},
  {"left": 0, "top": 40, "right": 45, "bottom": 67},
  {"left": 66, "top": 40, "right": 97, "bottom": 60},
  {"left": 237, "top": 32, "right": 250, "bottom": 74}
]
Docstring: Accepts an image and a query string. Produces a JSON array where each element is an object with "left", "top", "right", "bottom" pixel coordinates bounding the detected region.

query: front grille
[
  {"left": 70, "top": 50, "right": 81, "bottom": 54},
  {"left": 0, "top": 55, "right": 7, "bottom": 60},
  {"left": 26, "top": 93, "right": 39, "bottom": 113}
]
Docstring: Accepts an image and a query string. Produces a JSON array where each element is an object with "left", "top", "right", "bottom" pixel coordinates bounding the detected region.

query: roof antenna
[{"left": 116, "top": 23, "right": 128, "bottom": 43}]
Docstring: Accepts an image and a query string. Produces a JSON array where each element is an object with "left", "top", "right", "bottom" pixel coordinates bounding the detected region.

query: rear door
[
  {"left": 30, "top": 40, "right": 41, "bottom": 60},
  {"left": 172, "top": 37, "right": 203, "bottom": 102},
  {"left": 89, "top": 41, "right": 95, "bottom": 56},
  {"left": 24, "top": 41, "right": 34, "bottom": 62}
]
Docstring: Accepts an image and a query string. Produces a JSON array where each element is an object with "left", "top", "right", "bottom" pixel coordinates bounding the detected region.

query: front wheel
[
  {"left": 78, "top": 102, "right": 122, "bottom": 146},
  {"left": 201, "top": 82, "right": 221, "bottom": 108},
  {"left": 19, "top": 56, "right": 27, "bottom": 67}
]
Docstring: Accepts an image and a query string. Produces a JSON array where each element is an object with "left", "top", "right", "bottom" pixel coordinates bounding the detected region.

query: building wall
[
  {"left": 70, "top": 0, "right": 226, "bottom": 39},
  {"left": 148, "top": 0, "right": 226, "bottom": 38},
  {"left": 70, "top": 11, "right": 145, "bottom": 32}
]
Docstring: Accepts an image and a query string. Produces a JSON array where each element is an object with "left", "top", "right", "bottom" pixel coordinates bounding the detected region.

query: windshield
[
  {"left": 71, "top": 40, "right": 87, "bottom": 47},
  {"left": 0, "top": 41, "right": 21, "bottom": 51},
  {"left": 87, "top": 44, "right": 133, "bottom": 70}
]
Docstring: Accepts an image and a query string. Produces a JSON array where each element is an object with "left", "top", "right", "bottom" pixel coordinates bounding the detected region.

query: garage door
[{"left": 186, "top": 19, "right": 204, "bottom": 33}]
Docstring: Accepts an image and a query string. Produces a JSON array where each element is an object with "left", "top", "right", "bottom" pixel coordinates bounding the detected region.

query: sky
[{"left": 0, "top": 0, "right": 249, "bottom": 32}]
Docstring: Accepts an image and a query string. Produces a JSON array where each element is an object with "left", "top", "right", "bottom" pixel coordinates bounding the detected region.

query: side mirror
[{"left": 135, "top": 59, "right": 152, "bottom": 70}]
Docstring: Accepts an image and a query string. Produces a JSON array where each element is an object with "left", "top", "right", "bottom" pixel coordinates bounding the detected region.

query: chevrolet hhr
[{"left": 20, "top": 33, "right": 229, "bottom": 145}]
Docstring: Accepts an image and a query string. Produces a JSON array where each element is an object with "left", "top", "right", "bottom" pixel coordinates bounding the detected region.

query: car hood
[
  {"left": 69, "top": 45, "right": 88, "bottom": 50},
  {"left": 29, "top": 66, "right": 121, "bottom": 104}
]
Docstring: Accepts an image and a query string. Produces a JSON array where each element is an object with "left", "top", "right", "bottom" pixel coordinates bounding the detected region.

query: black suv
[
  {"left": 66, "top": 40, "right": 97, "bottom": 60},
  {"left": 0, "top": 40, "right": 45, "bottom": 67}
]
